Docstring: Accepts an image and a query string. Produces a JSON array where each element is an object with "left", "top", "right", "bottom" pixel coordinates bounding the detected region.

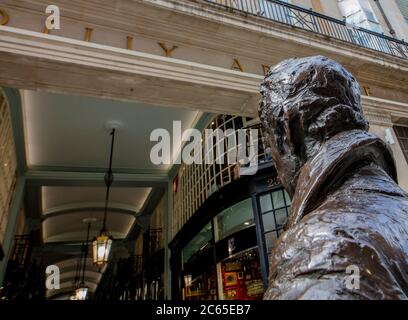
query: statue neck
[{"left": 287, "top": 129, "right": 397, "bottom": 228}]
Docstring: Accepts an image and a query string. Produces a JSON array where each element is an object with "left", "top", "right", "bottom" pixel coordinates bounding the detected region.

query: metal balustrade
[
  {"left": 205, "top": 0, "right": 408, "bottom": 59},
  {"left": 172, "top": 115, "right": 272, "bottom": 236}
]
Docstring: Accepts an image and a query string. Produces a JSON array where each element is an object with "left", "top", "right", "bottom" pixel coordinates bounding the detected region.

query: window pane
[
  {"left": 338, "top": 0, "right": 361, "bottom": 16},
  {"left": 275, "top": 208, "right": 288, "bottom": 228},
  {"left": 219, "top": 247, "right": 264, "bottom": 300},
  {"left": 272, "top": 190, "right": 285, "bottom": 209},
  {"left": 259, "top": 188, "right": 292, "bottom": 260},
  {"left": 402, "top": 139, "right": 408, "bottom": 148},
  {"left": 259, "top": 194, "right": 272, "bottom": 213},
  {"left": 262, "top": 212, "right": 277, "bottom": 233},
  {"left": 183, "top": 222, "right": 213, "bottom": 264},
  {"left": 394, "top": 126, "right": 408, "bottom": 163},
  {"left": 216, "top": 199, "right": 254, "bottom": 240},
  {"left": 284, "top": 190, "right": 291, "bottom": 205},
  {"left": 183, "top": 265, "right": 217, "bottom": 301},
  {"left": 264, "top": 231, "right": 278, "bottom": 256},
  {"left": 396, "top": 0, "right": 408, "bottom": 22}
]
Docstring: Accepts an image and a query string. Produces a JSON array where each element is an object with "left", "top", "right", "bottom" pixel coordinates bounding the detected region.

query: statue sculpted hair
[{"left": 259, "top": 56, "right": 369, "bottom": 195}]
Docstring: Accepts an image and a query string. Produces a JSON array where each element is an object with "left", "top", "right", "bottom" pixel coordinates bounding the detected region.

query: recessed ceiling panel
[
  {"left": 22, "top": 90, "right": 199, "bottom": 170},
  {"left": 42, "top": 186, "right": 151, "bottom": 214},
  {"left": 42, "top": 211, "right": 135, "bottom": 243}
]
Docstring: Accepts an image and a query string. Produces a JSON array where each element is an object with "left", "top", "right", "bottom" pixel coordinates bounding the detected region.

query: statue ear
[
  {"left": 284, "top": 110, "right": 307, "bottom": 163},
  {"left": 272, "top": 119, "right": 287, "bottom": 157}
]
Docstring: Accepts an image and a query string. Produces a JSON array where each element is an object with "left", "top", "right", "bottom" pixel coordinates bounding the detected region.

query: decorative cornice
[
  {"left": 0, "top": 26, "right": 260, "bottom": 116},
  {"left": 1, "top": 17, "right": 408, "bottom": 118},
  {"left": 0, "top": 26, "right": 259, "bottom": 92},
  {"left": 363, "top": 110, "right": 393, "bottom": 126},
  {"left": 362, "top": 96, "right": 408, "bottom": 124}
]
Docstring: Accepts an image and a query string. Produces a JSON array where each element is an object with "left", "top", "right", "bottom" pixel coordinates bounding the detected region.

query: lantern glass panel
[
  {"left": 92, "top": 234, "right": 112, "bottom": 265},
  {"left": 75, "top": 287, "right": 88, "bottom": 300}
]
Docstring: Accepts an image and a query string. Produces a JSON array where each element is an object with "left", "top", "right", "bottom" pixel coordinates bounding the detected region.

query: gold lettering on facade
[
  {"left": 363, "top": 86, "right": 372, "bottom": 96},
  {"left": 231, "top": 58, "right": 244, "bottom": 72},
  {"left": 0, "top": 9, "right": 10, "bottom": 25},
  {"left": 127, "top": 36, "right": 133, "bottom": 50},
  {"left": 84, "top": 27, "right": 93, "bottom": 42},
  {"left": 158, "top": 42, "right": 178, "bottom": 57},
  {"left": 262, "top": 64, "right": 271, "bottom": 76}
]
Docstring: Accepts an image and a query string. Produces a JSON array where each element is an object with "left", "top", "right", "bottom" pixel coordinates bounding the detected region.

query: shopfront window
[
  {"left": 215, "top": 199, "right": 254, "bottom": 241},
  {"left": 179, "top": 198, "right": 267, "bottom": 300},
  {"left": 259, "top": 189, "right": 291, "bottom": 255},
  {"left": 182, "top": 222, "right": 212, "bottom": 263},
  {"left": 182, "top": 223, "right": 217, "bottom": 300},
  {"left": 214, "top": 199, "right": 264, "bottom": 300},
  {"left": 219, "top": 247, "right": 264, "bottom": 300},
  {"left": 182, "top": 265, "right": 217, "bottom": 301},
  {"left": 177, "top": 188, "right": 291, "bottom": 300}
]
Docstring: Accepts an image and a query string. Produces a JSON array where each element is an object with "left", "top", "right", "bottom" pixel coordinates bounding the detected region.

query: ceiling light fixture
[
  {"left": 75, "top": 218, "right": 95, "bottom": 300},
  {"left": 92, "top": 126, "right": 118, "bottom": 267},
  {"left": 70, "top": 252, "right": 82, "bottom": 300}
]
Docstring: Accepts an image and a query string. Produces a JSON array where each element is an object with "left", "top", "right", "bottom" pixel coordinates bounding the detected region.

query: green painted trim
[
  {"left": 126, "top": 187, "right": 165, "bottom": 240},
  {"left": 28, "top": 165, "right": 168, "bottom": 175},
  {"left": 1, "top": 88, "right": 27, "bottom": 175},
  {"left": 0, "top": 243, "right": 4, "bottom": 261},
  {"left": 24, "top": 169, "right": 169, "bottom": 187},
  {"left": 0, "top": 177, "right": 26, "bottom": 286},
  {"left": 195, "top": 112, "right": 216, "bottom": 133},
  {"left": 163, "top": 181, "right": 173, "bottom": 299}
]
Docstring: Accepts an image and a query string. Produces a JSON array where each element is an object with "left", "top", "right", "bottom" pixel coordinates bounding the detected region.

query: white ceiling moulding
[
  {"left": 41, "top": 202, "right": 141, "bottom": 217},
  {"left": 40, "top": 186, "right": 151, "bottom": 215},
  {"left": 42, "top": 212, "right": 135, "bottom": 242}
]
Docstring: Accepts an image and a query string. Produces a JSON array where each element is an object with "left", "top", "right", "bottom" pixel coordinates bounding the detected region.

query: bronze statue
[{"left": 259, "top": 56, "right": 408, "bottom": 299}]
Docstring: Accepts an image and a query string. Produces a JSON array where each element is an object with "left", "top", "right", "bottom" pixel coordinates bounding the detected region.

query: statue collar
[{"left": 287, "top": 129, "right": 397, "bottom": 228}]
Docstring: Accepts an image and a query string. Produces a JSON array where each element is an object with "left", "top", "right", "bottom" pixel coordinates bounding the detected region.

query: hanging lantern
[
  {"left": 92, "top": 232, "right": 113, "bottom": 266},
  {"left": 71, "top": 219, "right": 94, "bottom": 301},
  {"left": 70, "top": 258, "right": 82, "bottom": 301},
  {"left": 92, "top": 127, "right": 117, "bottom": 267}
]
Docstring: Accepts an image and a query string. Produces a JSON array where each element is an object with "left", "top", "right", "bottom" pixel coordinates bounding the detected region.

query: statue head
[{"left": 259, "top": 56, "right": 369, "bottom": 196}]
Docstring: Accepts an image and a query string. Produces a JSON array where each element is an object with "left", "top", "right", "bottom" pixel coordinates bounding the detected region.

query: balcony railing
[
  {"left": 172, "top": 115, "right": 272, "bottom": 236},
  {"left": 205, "top": 0, "right": 408, "bottom": 59}
]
